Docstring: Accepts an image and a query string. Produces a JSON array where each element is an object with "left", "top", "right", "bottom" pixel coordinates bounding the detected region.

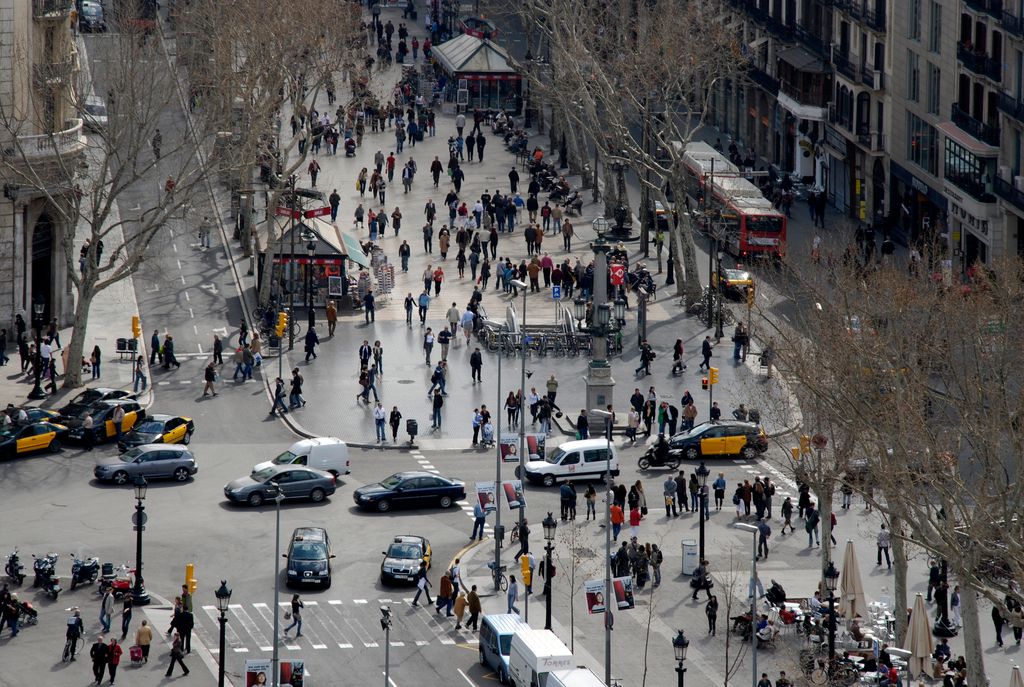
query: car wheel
[
  {"left": 182, "top": 432, "right": 192, "bottom": 445},
  {"left": 112, "top": 471, "right": 130, "bottom": 486},
  {"left": 542, "top": 474, "right": 555, "bottom": 487},
  {"left": 173, "top": 467, "right": 190, "bottom": 482},
  {"left": 514, "top": 465, "right": 523, "bottom": 479},
  {"left": 439, "top": 495, "right": 453, "bottom": 508},
  {"left": 309, "top": 488, "right": 326, "bottom": 503},
  {"left": 377, "top": 499, "right": 391, "bottom": 512},
  {"left": 638, "top": 456, "right": 651, "bottom": 470},
  {"left": 742, "top": 445, "right": 758, "bottom": 460},
  {"left": 248, "top": 492, "right": 265, "bottom": 507},
  {"left": 499, "top": 667, "right": 508, "bottom": 685},
  {"left": 48, "top": 438, "right": 61, "bottom": 453},
  {"left": 685, "top": 446, "right": 699, "bottom": 460}
]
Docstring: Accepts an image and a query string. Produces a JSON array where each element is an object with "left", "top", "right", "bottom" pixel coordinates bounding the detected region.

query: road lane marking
[
  {"left": 189, "top": 308, "right": 194, "bottom": 318},
  {"left": 177, "top": 259, "right": 182, "bottom": 270},
  {"left": 184, "top": 291, "right": 190, "bottom": 301},
  {"left": 458, "top": 668, "right": 479, "bottom": 687},
  {"left": 229, "top": 604, "right": 272, "bottom": 652}
]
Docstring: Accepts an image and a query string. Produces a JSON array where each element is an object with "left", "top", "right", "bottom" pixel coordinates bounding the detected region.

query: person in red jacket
[
  {"left": 610, "top": 503, "right": 624, "bottom": 541},
  {"left": 629, "top": 506, "right": 642, "bottom": 540},
  {"left": 107, "top": 637, "right": 123, "bottom": 684}
]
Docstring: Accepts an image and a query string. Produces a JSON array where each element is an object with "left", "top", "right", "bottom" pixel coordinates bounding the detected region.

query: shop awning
[
  {"left": 336, "top": 230, "right": 370, "bottom": 268},
  {"left": 257, "top": 215, "right": 371, "bottom": 268},
  {"left": 432, "top": 33, "right": 516, "bottom": 76},
  {"left": 778, "top": 46, "right": 828, "bottom": 74}
]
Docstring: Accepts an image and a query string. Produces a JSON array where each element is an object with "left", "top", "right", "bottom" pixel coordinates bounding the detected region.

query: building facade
[
  {"left": 0, "top": 0, "right": 84, "bottom": 329},
  {"left": 712, "top": 0, "right": 1024, "bottom": 271}
]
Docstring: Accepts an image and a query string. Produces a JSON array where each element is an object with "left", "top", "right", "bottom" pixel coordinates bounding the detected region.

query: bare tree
[
  {"left": 553, "top": 521, "right": 602, "bottom": 653},
  {"left": 518, "top": 0, "right": 745, "bottom": 302}
]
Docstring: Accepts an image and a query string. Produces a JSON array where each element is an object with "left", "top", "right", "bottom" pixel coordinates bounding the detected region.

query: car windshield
[
  {"left": 681, "top": 423, "right": 713, "bottom": 439},
  {"left": 290, "top": 542, "right": 326, "bottom": 561},
  {"left": 379, "top": 474, "right": 403, "bottom": 489},
  {"left": 81, "top": 6, "right": 101, "bottom": 17},
  {"left": 121, "top": 448, "right": 144, "bottom": 463},
  {"left": 272, "top": 450, "right": 299, "bottom": 465},
  {"left": 546, "top": 448, "right": 566, "bottom": 464},
  {"left": 72, "top": 389, "right": 104, "bottom": 405},
  {"left": 724, "top": 270, "right": 750, "bottom": 282},
  {"left": 84, "top": 103, "right": 106, "bottom": 115},
  {"left": 387, "top": 543, "right": 423, "bottom": 559},
  {"left": 134, "top": 421, "right": 165, "bottom": 433},
  {"left": 251, "top": 467, "right": 278, "bottom": 481}
]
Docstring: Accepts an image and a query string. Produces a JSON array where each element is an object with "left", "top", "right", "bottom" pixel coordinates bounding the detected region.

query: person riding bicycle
[{"left": 65, "top": 608, "right": 84, "bottom": 660}]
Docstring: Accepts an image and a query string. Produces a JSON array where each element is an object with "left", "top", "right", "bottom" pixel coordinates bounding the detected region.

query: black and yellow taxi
[
  {"left": 668, "top": 420, "right": 768, "bottom": 460},
  {"left": 118, "top": 414, "right": 195, "bottom": 452},
  {"left": 380, "top": 535, "right": 432, "bottom": 585},
  {"left": 0, "top": 421, "right": 68, "bottom": 457},
  {"left": 713, "top": 268, "right": 754, "bottom": 299},
  {"left": 65, "top": 399, "right": 145, "bottom": 444},
  {"left": 57, "top": 388, "right": 135, "bottom": 422}
]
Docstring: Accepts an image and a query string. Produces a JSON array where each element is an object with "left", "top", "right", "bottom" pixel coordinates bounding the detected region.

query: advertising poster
[
  {"left": 279, "top": 660, "right": 305, "bottom": 687},
  {"left": 502, "top": 479, "right": 527, "bottom": 510},
  {"left": 584, "top": 579, "right": 607, "bottom": 614},
  {"left": 245, "top": 660, "right": 272, "bottom": 686},
  {"left": 499, "top": 433, "right": 520, "bottom": 463},
  {"left": 613, "top": 576, "right": 635, "bottom": 610},
  {"left": 475, "top": 481, "right": 497, "bottom": 513},
  {"left": 526, "top": 433, "right": 546, "bottom": 461}
]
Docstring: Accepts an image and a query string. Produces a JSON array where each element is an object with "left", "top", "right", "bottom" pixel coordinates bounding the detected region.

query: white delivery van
[
  {"left": 252, "top": 437, "right": 351, "bottom": 477},
  {"left": 507, "top": 628, "right": 574, "bottom": 687},
  {"left": 519, "top": 438, "right": 620, "bottom": 487},
  {"left": 545, "top": 668, "right": 605, "bottom": 687}
]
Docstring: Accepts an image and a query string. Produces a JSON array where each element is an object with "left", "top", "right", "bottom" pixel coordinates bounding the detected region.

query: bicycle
[
  {"left": 62, "top": 637, "right": 74, "bottom": 663},
  {"left": 487, "top": 562, "right": 508, "bottom": 592}
]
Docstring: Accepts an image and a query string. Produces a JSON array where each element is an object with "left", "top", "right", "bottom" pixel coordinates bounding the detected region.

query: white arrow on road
[{"left": 199, "top": 282, "right": 219, "bottom": 295}]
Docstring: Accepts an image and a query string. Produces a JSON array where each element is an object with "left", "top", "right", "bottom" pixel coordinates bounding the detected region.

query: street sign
[
  {"left": 304, "top": 206, "right": 331, "bottom": 219},
  {"left": 551, "top": 285, "right": 561, "bottom": 299},
  {"left": 275, "top": 206, "right": 300, "bottom": 219},
  {"left": 610, "top": 264, "right": 626, "bottom": 286},
  {"left": 131, "top": 511, "right": 148, "bottom": 527}
]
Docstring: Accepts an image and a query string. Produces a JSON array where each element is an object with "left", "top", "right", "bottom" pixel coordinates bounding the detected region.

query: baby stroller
[
  {"left": 344, "top": 137, "right": 357, "bottom": 157},
  {"left": 480, "top": 421, "right": 495, "bottom": 447}
]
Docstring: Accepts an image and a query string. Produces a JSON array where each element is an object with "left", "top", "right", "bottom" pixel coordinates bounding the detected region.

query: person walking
[
  {"left": 374, "top": 402, "right": 387, "bottom": 443},
  {"left": 289, "top": 368, "right": 306, "bottom": 408},
  {"left": 507, "top": 575, "right": 520, "bottom": 615},
  {"left": 780, "top": 497, "right": 794, "bottom": 534},
  {"left": 423, "top": 327, "right": 435, "bottom": 364},
  {"left": 119, "top": 596, "right": 133, "bottom": 640},
  {"left": 436, "top": 571, "right": 455, "bottom": 617},
  {"left": 283, "top": 594, "right": 304, "bottom": 638},
  {"left": 202, "top": 361, "right": 218, "bottom": 397},
  {"left": 134, "top": 620, "right": 152, "bottom": 663},
  {"left": 431, "top": 389, "right": 444, "bottom": 430},
  {"left": 106, "top": 637, "right": 122, "bottom": 685},
  {"left": 100, "top": 589, "right": 114, "bottom": 633},
  {"left": 164, "top": 632, "right": 189, "bottom": 677},
  {"left": 757, "top": 517, "right": 771, "bottom": 559},
  {"left": 132, "top": 355, "right": 147, "bottom": 393},
  {"left": 304, "top": 326, "right": 320, "bottom": 361},
  {"left": 270, "top": 377, "right": 289, "bottom": 415},
  {"left": 453, "top": 591, "right": 468, "bottom": 629},
  {"left": 90, "top": 636, "right": 110, "bottom": 685},
  {"left": 466, "top": 586, "right": 482, "bottom": 631},
  {"left": 805, "top": 503, "right": 820, "bottom": 548},
  {"left": 418, "top": 290, "right": 431, "bottom": 324},
  {"left": 326, "top": 300, "right": 338, "bottom": 336},
  {"left": 149, "top": 330, "right": 161, "bottom": 366},
  {"left": 699, "top": 336, "right": 713, "bottom": 371},
  {"left": 389, "top": 406, "right": 402, "bottom": 442},
  {"left": 876, "top": 524, "right": 892, "bottom": 569},
  {"left": 705, "top": 595, "right": 719, "bottom": 636},
  {"left": 65, "top": 609, "right": 84, "bottom": 660},
  {"left": 411, "top": 562, "right": 432, "bottom": 607}
]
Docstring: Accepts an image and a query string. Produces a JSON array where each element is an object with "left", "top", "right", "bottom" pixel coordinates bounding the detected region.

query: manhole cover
[{"left": 396, "top": 379, "right": 416, "bottom": 384}]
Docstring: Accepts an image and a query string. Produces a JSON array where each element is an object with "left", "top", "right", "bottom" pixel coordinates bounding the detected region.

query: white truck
[
  {"left": 508, "top": 628, "right": 575, "bottom": 687},
  {"left": 545, "top": 668, "right": 606, "bottom": 687}
]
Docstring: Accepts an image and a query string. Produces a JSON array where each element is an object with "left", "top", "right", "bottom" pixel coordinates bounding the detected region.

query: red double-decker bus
[{"left": 678, "top": 141, "right": 786, "bottom": 259}]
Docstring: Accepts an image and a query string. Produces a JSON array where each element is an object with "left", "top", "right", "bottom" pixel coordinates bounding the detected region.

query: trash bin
[
  {"left": 681, "top": 538, "right": 699, "bottom": 576},
  {"left": 406, "top": 419, "right": 418, "bottom": 441}
]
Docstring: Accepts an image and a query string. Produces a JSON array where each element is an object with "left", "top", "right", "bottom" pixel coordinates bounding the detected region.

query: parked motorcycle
[
  {"left": 98, "top": 563, "right": 134, "bottom": 599},
  {"left": 32, "top": 553, "right": 61, "bottom": 599},
  {"left": 70, "top": 555, "right": 100, "bottom": 591},
  {"left": 5, "top": 548, "right": 26, "bottom": 585},
  {"left": 637, "top": 439, "right": 680, "bottom": 470}
]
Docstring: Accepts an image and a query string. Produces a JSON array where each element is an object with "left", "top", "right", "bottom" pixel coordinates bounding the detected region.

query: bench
[{"left": 115, "top": 338, "right": 139, "bottom": 361}]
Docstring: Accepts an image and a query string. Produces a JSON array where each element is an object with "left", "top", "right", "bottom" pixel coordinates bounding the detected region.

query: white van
[
  {"left": 519, "top": 439, "right": 619, "bottom": 487},
  {"left": 252, "top": 437, "right": 351, "bottom": 477},
  {"left": 507, "top": 628, "right": 574, "bottom": 687},
  {"left": 545, "top": 668, "right": 605, "bottom": 687}
]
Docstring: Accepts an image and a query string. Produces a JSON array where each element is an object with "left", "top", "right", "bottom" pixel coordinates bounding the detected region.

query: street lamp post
[
  {"left": 286, "top": 174, "right": 298, "bottom": 351},
  {"left": 714, "top": 248, "right": 725, "bottom": 340},
  {"left": 734, "top": 522, "right": 758, "bottom": 687},
  {"left": 510, "top": 278, "right": 529, "bottom": 621},
  {"left": 524, "top": 49, "right": 533, "bottom": 129},
  {"left": 696, "top": 462, "right": 710, "bottom": 560},
  {"left": 27, "top": 294, "right": 46, "bottom": 400},
  {"left": 272, "top": 489, "right": 285, "bottom": 687},
  {"left": 825, "top": 560, "right": 840, "bottom": 667},
  {"left": 215, "top": 580, "right": 232, "bottom": 687},
  {"left": 380, "top": 606, "right": 393, "bottom": 687},
  {"left": 542, "top": 512, "right": 557, "bottom": 630},
  {"left": 305, "top": 232, "right": 317, "bottom": 328},
  {"left": 590, "top": 408, "right": 614, "bottom": 687},
  {"left": 672, "top": 630, "right": 689, "bottom": 687},
  {"left": 132, "top": 476, "right": 150, "bottom": 605}
]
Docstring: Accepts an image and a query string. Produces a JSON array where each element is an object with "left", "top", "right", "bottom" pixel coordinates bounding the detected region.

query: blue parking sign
[{"left": 552, "top": 286, "right": 561, "bottom": 299}]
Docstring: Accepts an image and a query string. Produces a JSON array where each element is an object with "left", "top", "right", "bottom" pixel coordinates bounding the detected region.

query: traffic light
[
  {"left": 701, "top": 376, "right": 709, "bottom": 391},
  {"left": 131, "top": 315, "right": 141, "bottom": 339},
  {"left": 275, "top": 312, "right": 288, "bottom": 337},
  {"left": 185, "top": 563, "right": 197, "bottom": 594},
  {"left": 709, "top": 367, "right": 719, "bottom": 385},
  {"left": 746, "top": 285, "right": 755, "bottom": 307},
  {"left": 520, "top": 554, "right": 532, "bottom": 587},
  {"left": 799, "top": 435, "right": 811, "bottom": 455}
]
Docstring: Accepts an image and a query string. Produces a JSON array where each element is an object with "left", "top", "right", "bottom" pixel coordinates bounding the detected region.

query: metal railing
[
  {"left": 956, "top": 43, "right": 1003, "bottom": 82},
  {"left": 997, "top": 91, "right": 1024, "bottom": 124},
  {"left": 994, "top": 175, "right": 1024, "bottom": 212},
  {"left": 1, "top": 119, "right": 86, "bottom": 162},
  {"left": 747, "top": 65, "right": 780, "bottom": 97},
  {"left": 857, "top": 131, "right": 886, "bottom": 152},
  {"left": 32, "top": 60, "right": 74, "bottom": 88},
  {"left": 965, "top": 0, "right": 1004, "bottom": 21},
  {"left": 33, "top": 0, "right": 72, "bottom": 19},
  {"left": 1001, "top": 10, "right": 1024, "bottom": 37},
  {"left": 951, "top": 104, "right": 1001, "bottom": 146},
  {"left": 780, "top": 81, "right": 829, "bottom": 108}
]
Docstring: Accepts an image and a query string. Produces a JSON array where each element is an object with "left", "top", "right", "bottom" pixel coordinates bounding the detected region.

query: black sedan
[
  {"left": 118, "top": 414, "right": 195, "bottom": 451},
  {"left": 64, "top": 400, "right": 144, "bottom": 443},
  {"left": 353, "top": 471, "right": 466, "bottom": 512},
  {"left": 58, "top": 388, "right": 134, "bottom": 421},
  {"left": 285, "top": 527, "right": 334, "bottom": 588}
]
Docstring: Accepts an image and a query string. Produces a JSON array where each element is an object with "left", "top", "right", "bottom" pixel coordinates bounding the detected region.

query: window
[
  {"left": 944, "top": 139, "right": 996, "bottom": 202},
  {"left": 909, "top": 0, "right": 922, "bottom": 40},
  {"left": 907, "top": 112, "right": 938, "bottom": 176},
  {"left": 927, "top": 63, "right": 941, "bottom": 115},
  {"left": 907, "top": 50, "right": 920, "bottom": 102},
  {"left": 928, "top": 1, "right": 942, "bottom": 53},
  {"left": 584, "top": 449, "right": 609, "bottom": 463},
  {"left": 561, "top": 452, "right": 579, "bottom": 465}
]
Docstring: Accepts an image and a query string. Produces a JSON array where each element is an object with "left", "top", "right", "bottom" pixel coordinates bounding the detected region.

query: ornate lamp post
[
  {"left": 673, "top": 630, "right": 689, "bottom": 687},
  {"left": 28, "top": 294, "right": 46, "bottom": 400},
  {"left": 696, "top": 462, "right": 710, "bottom": 559},
  {"left": 304, "top": 230, "right": 317, "bottom": 328},
  {"left": 542, "top": 512, "right": 557, "bottom": 630},
  {"left": 215, "top": 580, "right": 232, "bottom": 687},
  {"left": 132, "top": 476, "right": 150, "bottom": 605},
  {"left": 825, "top": 560, "right": 840, "bottom": 666}
]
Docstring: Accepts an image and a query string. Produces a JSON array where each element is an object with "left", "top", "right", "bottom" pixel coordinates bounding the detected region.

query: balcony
[
  {"left": 857, "top": 131, "right": 886, "bottom": 152},
  {"left": 997, "top": 91, "right": 1024, "bottom": 124},
  {"left": 1001, "top": 10, "right": 1024, "bottom": 37},
  {"left": 864, "top": 6, "right": 887, "bottom": 33},
  {"left": 32, "top": 60, "right": 74, "bottom": 89},
  {"left": 862, "top": 65, "right": 885, "bottom": 90},
  {"left": 957, "top": 42, "right": 1003, "bottom": 81},
  {"left": 33, "top": 0, "right": 72, "bottom": 20},
  {"left": 744, "top": 3, "right": 795, "bottom": 42},
  {"left": 952, "top": 104, "right": 1001, "bottom": 146},
  {"left": 965, "top": 0, "right": 1004, "bottom": 22},
  {"left": 833, "top": 52, "right": 861, "bottom": 82},
  {"left": 780, "top": 81, "right": 830, "bottom": 109},
  {"left": 946, "top": 171, "right": 997, "bottom": 203},
  {"left": 994, "top": 175, "right": 1024, "bottom": 212},
  {"left": 747, "top": 64, "right": 780, "bottom": 97},
  {"left": 795, "top": 25, "right": 829, "bottom": 59},
  {"left": 0, "top": 119, "right": 87, "bottom": 165}
]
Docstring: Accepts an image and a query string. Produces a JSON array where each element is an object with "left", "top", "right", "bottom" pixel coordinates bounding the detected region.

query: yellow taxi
[
  {"left": 118, "top": 414, "right": 195, "bottom": 451},
  {"left": 66, "top": 399, "right": 145, "bottom": 443},
  {"left": 713, "top": 268, "right": 754, "bottom": 299},
  {"left": 0, "top": 421, "right": 68, "bottom": 457},
  {"left": 668, "top": 421, "right": 768, "bottom": 460}
]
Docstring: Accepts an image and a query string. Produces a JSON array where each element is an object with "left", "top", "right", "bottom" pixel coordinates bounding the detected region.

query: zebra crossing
[{"left": 194, "top": 596, "right": 479, "bottom": 655}]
